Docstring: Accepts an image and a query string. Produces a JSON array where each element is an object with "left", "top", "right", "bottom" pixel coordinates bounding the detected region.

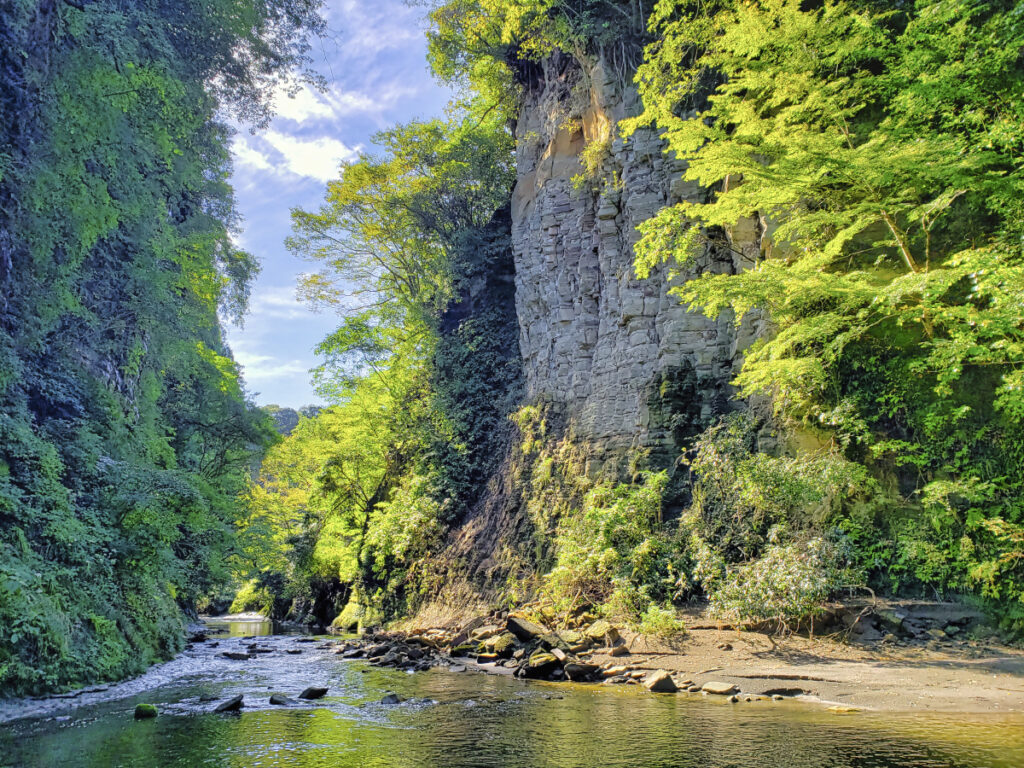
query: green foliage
[
  {"left": 0, "top": 0, "right": 320, "bottom": 694},
  {"left": 626, "top": 0, "right": 1024, "bottom": 627},
  {"left": 542, "top": 472, "right": 684, "bottom": 622},
  {"left": 707, "top": 536, "right": 844, "bottom": 626},
  {"left": 239, "top": 109, "right": 520, "bottom": 622}
]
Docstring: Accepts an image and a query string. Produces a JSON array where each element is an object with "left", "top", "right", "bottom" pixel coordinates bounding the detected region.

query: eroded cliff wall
[{"left": 510, "top": 54, "right": 756, "bottom": 474}]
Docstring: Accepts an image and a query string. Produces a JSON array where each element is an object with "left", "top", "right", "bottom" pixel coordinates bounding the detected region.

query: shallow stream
[{"left": 1, "top": 617, "right": 1022, "bottom": 768}]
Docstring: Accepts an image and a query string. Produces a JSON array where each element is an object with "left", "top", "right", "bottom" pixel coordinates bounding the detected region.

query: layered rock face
[{"left": 510, "top": 55, "right": 757, "bottom": 471}]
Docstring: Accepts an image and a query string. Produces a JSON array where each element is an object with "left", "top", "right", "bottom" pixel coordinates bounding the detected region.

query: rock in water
[
  {"left": 215, "top": 695, "right": 244, "bottom": 712},
  {"left": 133, "top": 703, "right": 158, "bottom": 719},
  {"left": 644, "top": 670, "right": 678, "bottom": 693},
  {"left": 298, "top": 687, "right": 328, "bottom": 700},
  {"left": 506, "top": 616, "right": 547, "bottom": 641},
  {"left": 379, "top": 693, "right": 402, "bottom": 705},
  {"left": 564, "top": 663, "right": 600, "bottom": 681},
  {"left": 522, "top": 651, "right": 560, "bottom": 679},
  {"left": 701, "top": 681, "right": 739, "bottom": 695},
  {"left": 221, "top": 652, "right": 252, "bottom": 661},
  {"left": 269, "top": 694, "right": 294, "bottom": 706}
]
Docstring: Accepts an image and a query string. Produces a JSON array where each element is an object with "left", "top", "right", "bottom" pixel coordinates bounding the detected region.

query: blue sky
[{"left": 225, "top": 0, "right": 452, "bottom": 409}]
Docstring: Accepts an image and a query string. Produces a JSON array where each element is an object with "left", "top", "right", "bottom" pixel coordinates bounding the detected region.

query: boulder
[
  {"left": 298, "top": 687, "right": 328, "bottom": 700},
  {"left": 522, "top": 651, "right": 560, "bottom": 679},
  {"left": 701, "top": 681, "right": 738, "bottom": 695},
  {"left": 557, "top": 630, "right": 585, "bottom": 646},
  {"left": 564, "top": 662, "right": 600, "bottom": 681},
  {"left": 133, "top": 703, "right": 158, "bottom": 719},
  {"left": 538, "top": 633, "right": 570, "bottom": 652},
  {"left": 286, "top": 649, "right": 303, "bottom": 655},
  {"left": 644, "top": 670, "right": 678, "bottom": 693},
  {"left": 470, "top": 625, "right": 502, "bottom": 641},
  {"left": 269, "top": 694, "right": 294, "bottom": 706},
  {"left": 608, "top": 644, "right": 630, "bottom": 657},
  {"left": 507, "top": 616, "right": 547, "bottom": 641},
  {"left": 380, "top": 693, "right": 402, "bottom": 705},
  {"left": 585, "top": 620, "right": 619, "bottom": 645},
  {"left": 450, "top": 616, "right": 491, "bottom": 647},
  {"left": 215, "top": 695, "right": 244, "bottom": 712},
  {"left": 221, "top": 652, "right": 252, "bottom": 661},
  {"left": 484, "top": 632, "right": 516, "bottom": 656}
]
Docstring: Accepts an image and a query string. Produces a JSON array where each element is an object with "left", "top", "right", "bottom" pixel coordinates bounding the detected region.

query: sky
[{"left": 225, "top": 0, "right": 452, "bottom": 409}]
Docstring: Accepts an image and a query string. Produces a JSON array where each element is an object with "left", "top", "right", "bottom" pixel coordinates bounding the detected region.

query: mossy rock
[
  {"left": 450, "top": 643, "right": 476, "bottom": 657},
  {"left": 485, "top": 632, "right": 516, "bottom": 656},
  {"left": 134, "top": 703, "right": 158, "bottom": 719},
  {"left": 330, "top": 600, "right": 361, "bottom": 633},
  {"left": 557, "top": 630, "right": 585, "bottom": 646},
  {"left": 585, "top": 620, "right": 619, "bottom": 644},
  {"left": 523, "top": 651, "right": 560, "bottom": 679}
]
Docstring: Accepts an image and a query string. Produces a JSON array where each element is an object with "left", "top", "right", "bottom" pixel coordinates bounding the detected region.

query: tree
[{"left": 627, "top": 0, "right": 1024, "bottom": 620}]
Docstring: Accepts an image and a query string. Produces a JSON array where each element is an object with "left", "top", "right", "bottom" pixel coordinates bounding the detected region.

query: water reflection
[
  {"left": 202, "top": 613, "right": 274, "bottom": 637},
  {"left": 2, "top": 632, "right": 1022, "bottom": 768}
]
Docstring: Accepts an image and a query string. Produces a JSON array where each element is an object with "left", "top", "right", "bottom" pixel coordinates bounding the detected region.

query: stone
[
  {"left": 585, "top": 620, "right": 619, "bottom": 645},
  {"left": 269, "top": 694, "right": 294, "bottom": 706},
  {"left": 564, "top": 663, "right": 600, "bottom": 681},
  {"left": 298, "top": 687, "right": 328, "bottom": 700},
  {"left": 550, "top": 647, "right": 568, "bottom": 663},
  {"left": 484, "top": 632, "right": 516, "bottom": 656},
  {"left": 470, "top": 625, "right": 502, "bottom": 642},
  {"left": 874, "top": 608, "right": 907, "bottom": 631},
  {"left": 701, "top": 682, "right": 739, "bottom": 696},
  {"left": 728, "top": 695, "right": 739, "bottom": 703},
  {"left": 215, "top": 695, "right": 244, "bottom": 712},
  {"left": 506, "top": 616, "right": 547, "bottom": 641},
  {"left": 523, "top": 651, "right": 560, "bottom": 678},
  {"left": 449, "top": 616, "right": 490, "bottom": 647},
  {"left": 448, "top": 664, "right": 467, "bottom": 673},
  {"left": 286, "top": 649, "right": 303, "bottom": 655},
  {"left": 538, "top": 633, "right": 571, "bottom": 652},
  {"left": 133, "top": 703, "right": 158, "bottom": 719},
  {"left": 380, "top": 693, "right": 402, "bottom": 705},
  {"left": 557, "top": 630, "right": 585, "bottom": 646},
  {"left": 608, "top": 644, "right": 630, "bottom": 657},
  {"left": 643, "top": 670, "right": 678, "bottom": 693},
  {"left": 601, "top": 665, "right": 630, "bottom": 678},
  {"left": 927, "top": 628, "right": 948, "bottom": 641},
  {"left": 221, "top": 652, "right": 252, "bottom": 661}
]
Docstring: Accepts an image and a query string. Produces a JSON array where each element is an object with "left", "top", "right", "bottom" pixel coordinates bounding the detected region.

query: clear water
[{"left": 1, "top": 621, "right": 1022, "bottom": 768}]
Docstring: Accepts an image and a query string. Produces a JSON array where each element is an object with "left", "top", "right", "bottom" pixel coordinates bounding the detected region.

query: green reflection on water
[{"left": 3, "top": 666, "right": 1023, "bottom": 768}]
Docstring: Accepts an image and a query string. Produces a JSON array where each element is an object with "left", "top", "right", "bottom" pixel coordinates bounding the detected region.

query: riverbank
[{"left": 380, "top": 600, "right": 1024, "bottom": 714}]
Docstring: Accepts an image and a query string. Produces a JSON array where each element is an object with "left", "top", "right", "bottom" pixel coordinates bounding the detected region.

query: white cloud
[
  {"left": 232, "top": 138, "right": 273, "bottom": 172},
  {"left": 272, "top": 84, "right": 336, "bottom": 122},
  {"left": 232, "top": 346, "right": 309, "bottom": 383},
  {"left": 262, "top": 131, "right": 359, "bottom": 182},
  {"left": 249, "top": 285, "right": 313, "bottom": 320},
  {"left": 272, "top": 81, "right": 399, "bottom": 123}
]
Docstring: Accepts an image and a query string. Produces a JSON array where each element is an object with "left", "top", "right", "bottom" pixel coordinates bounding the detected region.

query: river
[{"left": 1, "top": 617, "right": 1022, "bottom": 768}]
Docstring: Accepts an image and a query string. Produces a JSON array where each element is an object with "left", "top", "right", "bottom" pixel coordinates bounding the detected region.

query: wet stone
[
  {"left": 214, "top": 695, "right": 244, "bottom": 713},
  {"left": 298, "top": 687, "right": 328, "bottom": 700}
]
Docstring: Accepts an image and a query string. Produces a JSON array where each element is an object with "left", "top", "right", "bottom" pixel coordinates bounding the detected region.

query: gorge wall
[
  {"left": 419, "top": 53, "right": 769, "bottom": 610},
  {"left": 510, "top": 53, "right": 760, "bottom": 474}
]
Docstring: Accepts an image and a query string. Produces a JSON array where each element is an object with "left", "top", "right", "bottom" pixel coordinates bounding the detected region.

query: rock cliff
[{"left": 509, "top": 53, "right": 758, "bottom": 474}]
